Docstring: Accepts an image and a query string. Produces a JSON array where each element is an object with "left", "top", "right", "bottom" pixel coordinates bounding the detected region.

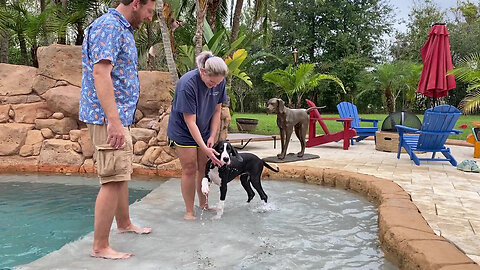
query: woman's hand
[
  {"left": 203, "top": 146, "right": 224, "bottom": 166},
  {"left": 206, "top": 136, "right": 215, "bottom": 148}
]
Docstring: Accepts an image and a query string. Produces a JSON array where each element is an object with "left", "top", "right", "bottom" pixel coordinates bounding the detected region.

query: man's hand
[{"left": 107, "top": 120, "right": 125, "bottom": 149}]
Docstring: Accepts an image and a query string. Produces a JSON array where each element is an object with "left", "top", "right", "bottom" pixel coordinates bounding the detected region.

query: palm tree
[
  {"left": 194, "top": 0, "right": 207, "bottom": 56},
  {"left": 263, "top": 63, "right": 345, "bottom": 108},
  {"left": 155, "top": 0, "right": 179, "bottom": 85},
  {"left": 54, "top": 0, "right": 100, "bottom": 45},
  {"left": 0, "top": 0, "right": 7, "bottom": 63},
  {"left": 449, "top": 53, "right": 480, "bottom": 114},
  {"left": 230, "top": 0, "right": 243, "bottom": 42},
  {"left": 0, "top": 0, "right": 57, "bottom": 66}
]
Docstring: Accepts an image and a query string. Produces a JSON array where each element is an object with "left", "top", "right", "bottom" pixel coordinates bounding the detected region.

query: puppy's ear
[
  {"left": 231, "top": 145, "right": 243, "bottom": 162},
  {"left": 277, "top": 99, "right": 286, "bottom": 114}
]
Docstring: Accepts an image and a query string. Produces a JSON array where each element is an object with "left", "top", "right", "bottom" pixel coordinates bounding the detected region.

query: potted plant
[{"left": 236, "top": 118, "right": 258, "bottom": 132}]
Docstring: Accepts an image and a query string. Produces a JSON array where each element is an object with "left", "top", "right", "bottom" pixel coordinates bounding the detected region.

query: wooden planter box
[
  {"left": 375, "top": 131, "right": 405, "bottom": 153},
  {"left": 376, "top": 131, "right": 425, "bottom": 154}
]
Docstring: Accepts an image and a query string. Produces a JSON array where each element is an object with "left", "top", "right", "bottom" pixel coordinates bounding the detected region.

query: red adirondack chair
[{"left": 305, "top": 99, "right": 357, "bottom": 150}]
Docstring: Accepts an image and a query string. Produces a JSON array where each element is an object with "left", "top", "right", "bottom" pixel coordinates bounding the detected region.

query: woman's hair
[{"left": 195, "top": 51, "right": 228, "bottom": 76}]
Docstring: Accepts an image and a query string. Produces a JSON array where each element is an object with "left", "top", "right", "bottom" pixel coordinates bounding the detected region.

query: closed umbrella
[{"left": 417, "top": 23, "right": 456, "bottom": 106}]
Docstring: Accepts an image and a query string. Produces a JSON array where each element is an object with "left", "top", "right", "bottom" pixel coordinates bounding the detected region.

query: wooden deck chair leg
[
  {"left": 402, "top": 143, "right": 420, "bottom": 165},
  {"left": 442, "top": 150, "right": 457, "bottom": 166},
  {"left": 356, "top": 136, "right": 368, "bottom": 142}
]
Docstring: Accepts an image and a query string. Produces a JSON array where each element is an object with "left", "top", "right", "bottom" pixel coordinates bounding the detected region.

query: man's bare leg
[
  {"left": 91, "top": 182, "right": 132, "bottom": 259},
  {"left": 115, "top": 180, "right": 152, "bottom": 234},
  {"left": 176, "top": 147, "right": 198, "bottom": 220}
]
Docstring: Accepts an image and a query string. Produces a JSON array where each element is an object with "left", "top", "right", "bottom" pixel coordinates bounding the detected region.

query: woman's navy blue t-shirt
[{"left": 167, "top": 69, "right": 227, "bottom": 145}]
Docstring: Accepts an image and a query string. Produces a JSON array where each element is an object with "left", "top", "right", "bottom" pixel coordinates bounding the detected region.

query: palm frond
[{"left": 459, "top": 90, "right": 480, "bottom": 114}]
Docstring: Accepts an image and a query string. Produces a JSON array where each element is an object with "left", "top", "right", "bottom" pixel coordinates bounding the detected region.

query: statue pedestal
[{"left": 263, "top": 153, "right": 319, "bottom": 163}]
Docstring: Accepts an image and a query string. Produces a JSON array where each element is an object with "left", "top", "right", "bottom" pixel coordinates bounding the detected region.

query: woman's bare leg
[
  {"left": 196, "top": 150, "right": 209, "bottom": 209},
  {"left": 176, "top": 147, "right": 198, "bottom": 220}
]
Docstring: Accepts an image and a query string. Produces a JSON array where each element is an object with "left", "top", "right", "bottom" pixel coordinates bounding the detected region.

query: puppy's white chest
[{"left": 208, "top": 167, "right": 222, "bottom": 186}]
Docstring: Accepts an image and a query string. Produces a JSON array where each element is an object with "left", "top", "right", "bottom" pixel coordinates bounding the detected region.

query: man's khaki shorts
[{"left": 87, "top": 124, "right": 133, "bottom": 184}]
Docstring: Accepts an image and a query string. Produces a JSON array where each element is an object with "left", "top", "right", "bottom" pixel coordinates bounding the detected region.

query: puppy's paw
[
  {"left": 215, "top": 201, "right": 225, "bottom": 217},
  {"left": 201, "top": 178, "right": 210, "bottom": 195}
]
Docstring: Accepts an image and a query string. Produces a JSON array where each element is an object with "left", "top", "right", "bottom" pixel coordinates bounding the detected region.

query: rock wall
[{"left": 0, "top": 44, "right": 231, "bottom": 174}]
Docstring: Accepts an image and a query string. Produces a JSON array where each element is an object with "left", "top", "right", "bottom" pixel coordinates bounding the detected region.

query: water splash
[{"left": 250, "top": 201, "right": 278, "bottom": 213}]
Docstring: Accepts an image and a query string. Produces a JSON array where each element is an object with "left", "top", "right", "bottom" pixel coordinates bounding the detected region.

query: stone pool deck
[{"left": 240, "top": 138, "right": 480, "bottom": 267}]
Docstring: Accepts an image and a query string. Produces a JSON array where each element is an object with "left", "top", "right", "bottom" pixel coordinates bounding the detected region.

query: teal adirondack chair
[
  {"left": 337, "top": 101, "right": 378, "bottom": 144},
  {"left": 396, "top": 105, "right": 462, "bottom": 166}
]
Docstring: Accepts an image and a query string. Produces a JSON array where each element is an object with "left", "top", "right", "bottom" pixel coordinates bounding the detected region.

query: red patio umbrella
[{"left": 417, "top": 23, "right": 456, "bottom": 105}]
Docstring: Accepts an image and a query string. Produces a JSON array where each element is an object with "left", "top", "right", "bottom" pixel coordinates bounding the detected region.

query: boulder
[
  {"left": 35, "top": 117, "right": 78, "bottom": 135},
  {"left": 0, "top": 123, "right": 35, "bottom": 155},
  {"left": 136, "top": 117, "right": 156, "bottom": 129},
  {"left": 138, "top": 71, "right": 173, "bottom": 117},
  {"left": 131, "top": 128, "right": 156, "bottom": 143},
  {"left": 38, "top": 139, "right": 85, "bottom": 166},
  {"left": 43, "top": 85, "right": 80, "bottom": 118},
  {"left": 0, "top": 94, "right": 42, "bottom": 104},
  {"left": 12, "top": 102, "right": 53, "bottom": 123},
  {"left": 77, "top": 128, "right": 93, "bottom": 158},
  {"left": 0, "top": 63, "right": 36, "bottom": 96},
  {"left": 41, "top": 128, "right": 54, "bottom": 138},
  {"left": 141, "top": 146, "right": 161, "bottom": 166},
  {"left": 156, "top": 116, "right": 169, "bottom": 142},
  {"left": 37, "top": 44, "right": 82, "bottom": 87},
  {"left": 32, "top": 74, "right": 57, "bottom": 96},
  {"left": 0, "top": 104, "right": 10, "bottom": 123},
  {"left": 133, "top": 141, "right": 148, "bottom": 155}
]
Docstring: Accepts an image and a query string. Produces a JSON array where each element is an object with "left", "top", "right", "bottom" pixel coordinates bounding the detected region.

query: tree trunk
[
  {"left": 385, "top": 87, "right": 395, "bottom": 114},
  {"left": 31, "top": 45, "right": 39, "bottom": 68},
  {"left": 156, "top": 0, "right": 178, "bottom": 85},
  {"left": 75, "top": 22, "right": 84, "bottom": 45},
  {"left": 57, "top": 0, "right": 68, "bottom": 44},
  {"left": 207, "top": 0, "right": 221, "bottom": 31},
  {"left": 230, "top": 0, "right": 243, "bottom": 42},
  {"left": 18, "top": 33, "right": 29, "bottom": 65},
  {"left": 0, "top": 0, "right": 7, "bottom": 63},
  {"left": 195, "top": 0, "right": 208, "bottom": 57}
]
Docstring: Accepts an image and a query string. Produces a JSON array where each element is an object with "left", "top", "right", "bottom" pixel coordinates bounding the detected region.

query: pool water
[
  {"left": 19, "top": 179, "right": 397, "bottom": 269},
  {"left": 0, "top": 175, "right": 156, "bottom": 270}
]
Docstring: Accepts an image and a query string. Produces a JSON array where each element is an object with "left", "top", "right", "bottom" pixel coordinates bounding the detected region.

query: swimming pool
[
  {"left": 18, "top": 179, "right": 397, "bottom": 269},
  {"left": 0, "top": 175, "right": 159, "bottom": 269}
]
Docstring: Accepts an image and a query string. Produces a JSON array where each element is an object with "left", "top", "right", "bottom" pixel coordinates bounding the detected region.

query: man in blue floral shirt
[{"left": 80, "top": 0, "right": 154, "bottom": 260}]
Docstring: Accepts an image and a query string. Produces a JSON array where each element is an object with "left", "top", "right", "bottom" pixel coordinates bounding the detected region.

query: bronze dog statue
[{"left": 266, "top": 98, "right": 320, "bottom": 160}]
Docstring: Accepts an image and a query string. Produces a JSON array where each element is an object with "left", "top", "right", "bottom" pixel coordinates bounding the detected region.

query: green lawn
[{"left": 230, "top": 113, "right": 480, "bottom": 141}]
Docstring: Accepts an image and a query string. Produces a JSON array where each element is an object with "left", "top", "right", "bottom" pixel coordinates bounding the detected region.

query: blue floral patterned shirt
[{"left": 79, "top": 8, "right": 139, "bottom": 126}]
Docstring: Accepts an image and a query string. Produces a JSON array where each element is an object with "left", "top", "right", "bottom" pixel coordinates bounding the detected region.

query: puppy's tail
[
  {"left": 263, "top": 161, "right": 279, "bottom": 172},
  {"left": 306, "top": 106, "right": 326, "bottom": 113}
]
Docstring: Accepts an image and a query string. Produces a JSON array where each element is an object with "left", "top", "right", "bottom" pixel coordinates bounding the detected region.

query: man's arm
[{"left": 93, "top": 60, "right": 125, "bottom": 148}]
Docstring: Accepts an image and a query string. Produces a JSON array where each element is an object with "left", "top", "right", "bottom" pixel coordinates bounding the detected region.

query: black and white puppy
[{"left": 201, "top": 141, "right": 279, "bottom": 217}]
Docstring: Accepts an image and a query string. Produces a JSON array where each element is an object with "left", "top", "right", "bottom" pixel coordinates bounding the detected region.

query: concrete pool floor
[{"left": 241, "top": 138, "right": 480, "bottom": 265}]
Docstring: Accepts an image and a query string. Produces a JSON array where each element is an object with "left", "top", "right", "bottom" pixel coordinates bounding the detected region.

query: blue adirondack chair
[
  {"left": 396, "top": 105, "right": 462, "bottom": 166},
  {"left": 337, "top": 101, "right": 379, "bottom": 145}
]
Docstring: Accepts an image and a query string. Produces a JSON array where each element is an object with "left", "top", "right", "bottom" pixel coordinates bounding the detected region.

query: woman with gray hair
[{"left": 167, "top": 51, "right": 228, "bottom": 220}]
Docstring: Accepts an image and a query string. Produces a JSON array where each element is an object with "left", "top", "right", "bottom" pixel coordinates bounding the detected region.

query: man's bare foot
[
  {"left": 184, "top": 213, "right": 196, "bottom": 220},
  {"left": 117, "top": 224, "right": 152, "bottom": 234},
  {"left": 90, "top": 247, "right": 133, "bottom": 260}
]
